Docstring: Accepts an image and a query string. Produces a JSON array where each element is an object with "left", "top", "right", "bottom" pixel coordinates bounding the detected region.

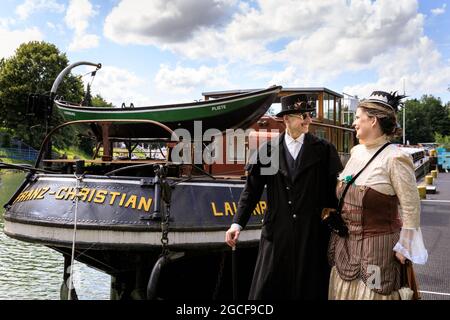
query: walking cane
[{"left": 232, "top": 245, "right": 238, "bottom": 300}]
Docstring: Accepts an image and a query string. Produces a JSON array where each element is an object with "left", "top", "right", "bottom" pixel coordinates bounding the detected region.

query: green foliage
[
  {"left": 75, "top": 134, "right": 95, "bottom": 157},
  {"left": 0, "top": 127, "right": 15, "bottom": 148},
  {"left": 1, "top": 133, "right": 11, "bottom": 147},
  {"left": 92, "top": 94, "right": 114, "bottom": 108},
  {"left": 0, "top": 41, "right": 84, "bottom": 149},
  {"left": 398, "top": 95, "right": 450, "bottom": 144},
  {"left": 83, "top": 83, "right": 93, "bottom": 106},
  {"left": 53, "top": 145, "right": 92, "bottom": 160},
  {"left": 434, "top": 133, "right": 450, "bottom": 150}
]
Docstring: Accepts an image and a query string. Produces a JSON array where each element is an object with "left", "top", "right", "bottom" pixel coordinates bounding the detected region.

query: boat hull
[{"left": 3, "top": 174, "right": 265, "bottom": 250}]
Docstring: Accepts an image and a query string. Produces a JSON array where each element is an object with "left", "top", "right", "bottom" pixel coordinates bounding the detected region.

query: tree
[
  {"left": 92, "top": 94, "right": 115, "bottom": 108},
  {"left": 398, "top": 95, "right": 450, "bottom": 144},
  {"left": 0, "top": 41, "right": 84, "bottom": 149},
  {"left": 83, "top": 83, "right": 93, "bottom": 106},
  {"left": 434, "top": 133, "right": 450, "bottom": 150}
]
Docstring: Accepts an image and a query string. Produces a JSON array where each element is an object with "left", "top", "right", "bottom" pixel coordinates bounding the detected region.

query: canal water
[{"left": 0, "top": 172, "right": 110, "bottom": 300}]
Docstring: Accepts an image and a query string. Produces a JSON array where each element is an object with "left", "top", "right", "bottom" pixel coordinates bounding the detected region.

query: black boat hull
[{"left": 4, "top": 174, "right": 265, "bottom": 249}]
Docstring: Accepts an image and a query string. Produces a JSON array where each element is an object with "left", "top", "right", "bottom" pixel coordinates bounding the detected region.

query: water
[{"left": 0, "top": 172, "right": 111, "bottom": 300}]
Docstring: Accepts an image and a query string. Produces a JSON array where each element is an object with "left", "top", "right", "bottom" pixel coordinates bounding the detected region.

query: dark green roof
[{"left": 202, "top": 87, "right": 343, "bottom": 101}]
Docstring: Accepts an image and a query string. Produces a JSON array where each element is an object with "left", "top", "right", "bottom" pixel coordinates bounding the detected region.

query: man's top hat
[
  {"left": 361, "top": 91, "right": 407, "bottom": 113},
  {"left": 276, "top": 94, "right": 315, "bottom": 117}
]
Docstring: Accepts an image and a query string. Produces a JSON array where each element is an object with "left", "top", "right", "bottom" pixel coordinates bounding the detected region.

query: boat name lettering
[
  {"left": 210, "top": 201, "right": 266, "bottom": 217},
  {"left": 64, "top": 111, "right": 76, "bottom": 116},
  {"left": 211, "top": 105, "right": 226, "bottom": 111},
  {"left": 13, "top": 187, "right": 153, "bottom": 212}
]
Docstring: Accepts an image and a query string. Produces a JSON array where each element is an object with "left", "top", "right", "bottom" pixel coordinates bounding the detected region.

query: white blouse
[{"left": 339, "top": 135, "right": 428, "bottom": 264}]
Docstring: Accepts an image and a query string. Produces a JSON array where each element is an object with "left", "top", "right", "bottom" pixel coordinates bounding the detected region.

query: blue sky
[{"left": 1, "top": 0, "right": 450, "bottom": 108}]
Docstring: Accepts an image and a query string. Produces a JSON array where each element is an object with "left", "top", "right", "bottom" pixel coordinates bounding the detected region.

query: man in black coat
[{"left": 225, "top": 94, "right": 343, "bottom": 300}]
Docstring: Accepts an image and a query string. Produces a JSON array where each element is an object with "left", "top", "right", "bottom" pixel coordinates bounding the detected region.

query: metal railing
[{"left": 0, "top": 147, "right": 39, "bottom": 161}]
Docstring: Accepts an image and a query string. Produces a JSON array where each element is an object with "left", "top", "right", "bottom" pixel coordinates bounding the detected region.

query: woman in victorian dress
[{"left": 328, "top": 91, "right": 428, "bottom": 300}]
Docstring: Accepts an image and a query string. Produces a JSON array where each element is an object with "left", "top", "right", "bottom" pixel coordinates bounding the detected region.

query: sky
[{"left": 1, "top": 0, "right": 450, "bottom": 108}]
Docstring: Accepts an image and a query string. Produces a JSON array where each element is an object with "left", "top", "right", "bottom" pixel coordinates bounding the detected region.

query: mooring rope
[{"left": 68, "top": 173, "right": 83, "bottom": 300}]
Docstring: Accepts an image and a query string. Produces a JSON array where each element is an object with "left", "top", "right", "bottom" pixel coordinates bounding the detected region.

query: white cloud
[
  {"left": 68, "top": 33, "right": 99, "bottom": 51},
  {"left": 0, "top": 18, "right": 16, "bottom": 29},
  {"left": 102, "top": 0, "right": 449, "bottom": 101},
  {"left": 268, "top": 66, "right": 298, "bottom": 87},
  {"left": 154, "top": 64, "right": 233, "bottom": 94},
  {"left": 0, "top": 26, "right": 43, "bottom": 58},
  {"left": 104, "top": 0, "right": 236, "bottom": 45},
  {"left": 344, "top": 37, "right": 450, "bottom": 100},
  {"left": 277, "top": 0, "right": 424, "bottom": 73},
  {"left": 81, "top": 65, "right": 149, "bottom": 107},
  {"left": 16, "top": 0, "right": 65, "bottom": 20},
  {"left": 431, "top": 4, "right": 446, "bottom": 16},
  {"left": 103, "top": 0, "right": 426, "bottom": 69},
  {"left": 65, "top": 0, "right": 99, "bottom": 51},
  {"left": 81, "top": 64, "right": 220, "bottom": 108},
  {"left": 268, "top": 66, "right": 323, "bottom": 88}
]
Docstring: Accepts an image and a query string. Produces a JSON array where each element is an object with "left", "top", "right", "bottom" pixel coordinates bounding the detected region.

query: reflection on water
[{"left": 0, "top": 172, "right": 110, "bottom": 300}]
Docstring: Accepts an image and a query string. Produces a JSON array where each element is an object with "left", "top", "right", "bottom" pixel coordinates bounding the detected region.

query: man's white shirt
[{"left": 284, "top": 132, "right": 305, "bottom": 160}]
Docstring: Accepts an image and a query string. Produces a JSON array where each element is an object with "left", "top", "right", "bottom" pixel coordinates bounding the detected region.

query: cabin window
[
  {"left": 314, "top": 99, "right": 320, "bottom": 118},
  {"left": 342, "top": 105, "right": 355, "bottom": 125},
  {"left": 315, "top": 128, "right": 327, "bottom": 140},
  {"left": 268, "top": 102, "right": 281, "bottom": 116},
  {"left": 323, "top": 94, "right": 329, "bottom": 120},
  {"left": 323, "top": 93, "right": 334, "bottom": 121},
  {"left": 343, "top": 131, "right": 350, "bottom": 153},
  {"left": 336, "top": 98, "right": 341, "bottom": 124}
]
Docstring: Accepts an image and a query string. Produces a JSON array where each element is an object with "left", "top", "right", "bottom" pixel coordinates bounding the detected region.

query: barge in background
[{"left": 398, "top": 145, "right": 430, "bottom": 179}]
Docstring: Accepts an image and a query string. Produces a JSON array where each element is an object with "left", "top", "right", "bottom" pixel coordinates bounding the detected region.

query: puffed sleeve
[{"left": 389, "top": 152, "right": 428, "bottom": 264}]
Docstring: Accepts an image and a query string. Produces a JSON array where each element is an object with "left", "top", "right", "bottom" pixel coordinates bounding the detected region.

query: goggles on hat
[{"left": 288, "top": 110, "right": 316, "bottom": 120}]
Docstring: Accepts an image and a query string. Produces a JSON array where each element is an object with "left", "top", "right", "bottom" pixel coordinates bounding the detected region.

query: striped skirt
[
  {"left": 329, "top": 267, "right": 400, "bottom": 300},
  {"left": 328, "top": 183, "right": 402, "bottom": 299}
]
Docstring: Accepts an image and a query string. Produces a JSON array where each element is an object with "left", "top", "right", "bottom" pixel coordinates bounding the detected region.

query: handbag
[
  {"left": 399, "top": 259, "right": 421, "bottom": 300},
  {"left": 321, "top": 142, "right": 391, "bottom": 237}
]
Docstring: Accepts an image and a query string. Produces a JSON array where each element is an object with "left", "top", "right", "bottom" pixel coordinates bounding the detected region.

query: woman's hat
[
  {"left": 361, "top": 91, "right": 407, "bottom": 112},
  {"left": 276, "top": 94, "right": 315, "bottom": 117}
]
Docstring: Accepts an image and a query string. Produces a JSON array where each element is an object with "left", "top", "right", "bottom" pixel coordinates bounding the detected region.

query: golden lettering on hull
[
  {"left": 210, "top": 201, "right": 267, "bottom": 217},
  {"left": 94, "top": 190, "right": 108, "bottom": 204},
  {"left": 14, "top": 187, "right": 50, "bottom": 204},
  {"left": 13, "top": 186, "right": 154, "bottom": 213}
]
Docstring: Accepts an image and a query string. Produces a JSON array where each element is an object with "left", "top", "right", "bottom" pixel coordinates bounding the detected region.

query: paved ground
[{"left": 415, "top": 172, "right": 450, "bottom": 300}]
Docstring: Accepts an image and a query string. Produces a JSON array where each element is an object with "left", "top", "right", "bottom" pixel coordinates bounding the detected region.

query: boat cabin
[{"left": 202, "top": 87, "right": 357, "bottom": 175}]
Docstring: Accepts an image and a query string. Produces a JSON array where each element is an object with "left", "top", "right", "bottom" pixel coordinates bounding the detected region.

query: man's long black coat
[{"left": 233, "top": 132, "right": 343, "bottom": 300}]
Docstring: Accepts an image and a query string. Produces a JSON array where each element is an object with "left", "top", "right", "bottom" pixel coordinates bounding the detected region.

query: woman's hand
[{"left": 395, "top": 251, "right": 407, "bottom": 264}]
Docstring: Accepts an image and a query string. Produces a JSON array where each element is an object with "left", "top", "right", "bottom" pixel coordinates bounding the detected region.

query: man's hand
[{"left": 225, "top": 224, "right": 241, "bottom": 248}]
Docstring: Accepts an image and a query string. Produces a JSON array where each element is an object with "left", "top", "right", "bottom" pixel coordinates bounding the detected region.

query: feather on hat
[{"left": 362, "top": 91, "right": 407, "bottom": 112}]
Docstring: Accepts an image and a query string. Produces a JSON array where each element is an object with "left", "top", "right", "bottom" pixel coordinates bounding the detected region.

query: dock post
[
  {"left": 417, "top": 186, "right": 426, "bottom": 199},
  {"left": 431, "top": 170, "right": 438, "bottom": 179}
]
